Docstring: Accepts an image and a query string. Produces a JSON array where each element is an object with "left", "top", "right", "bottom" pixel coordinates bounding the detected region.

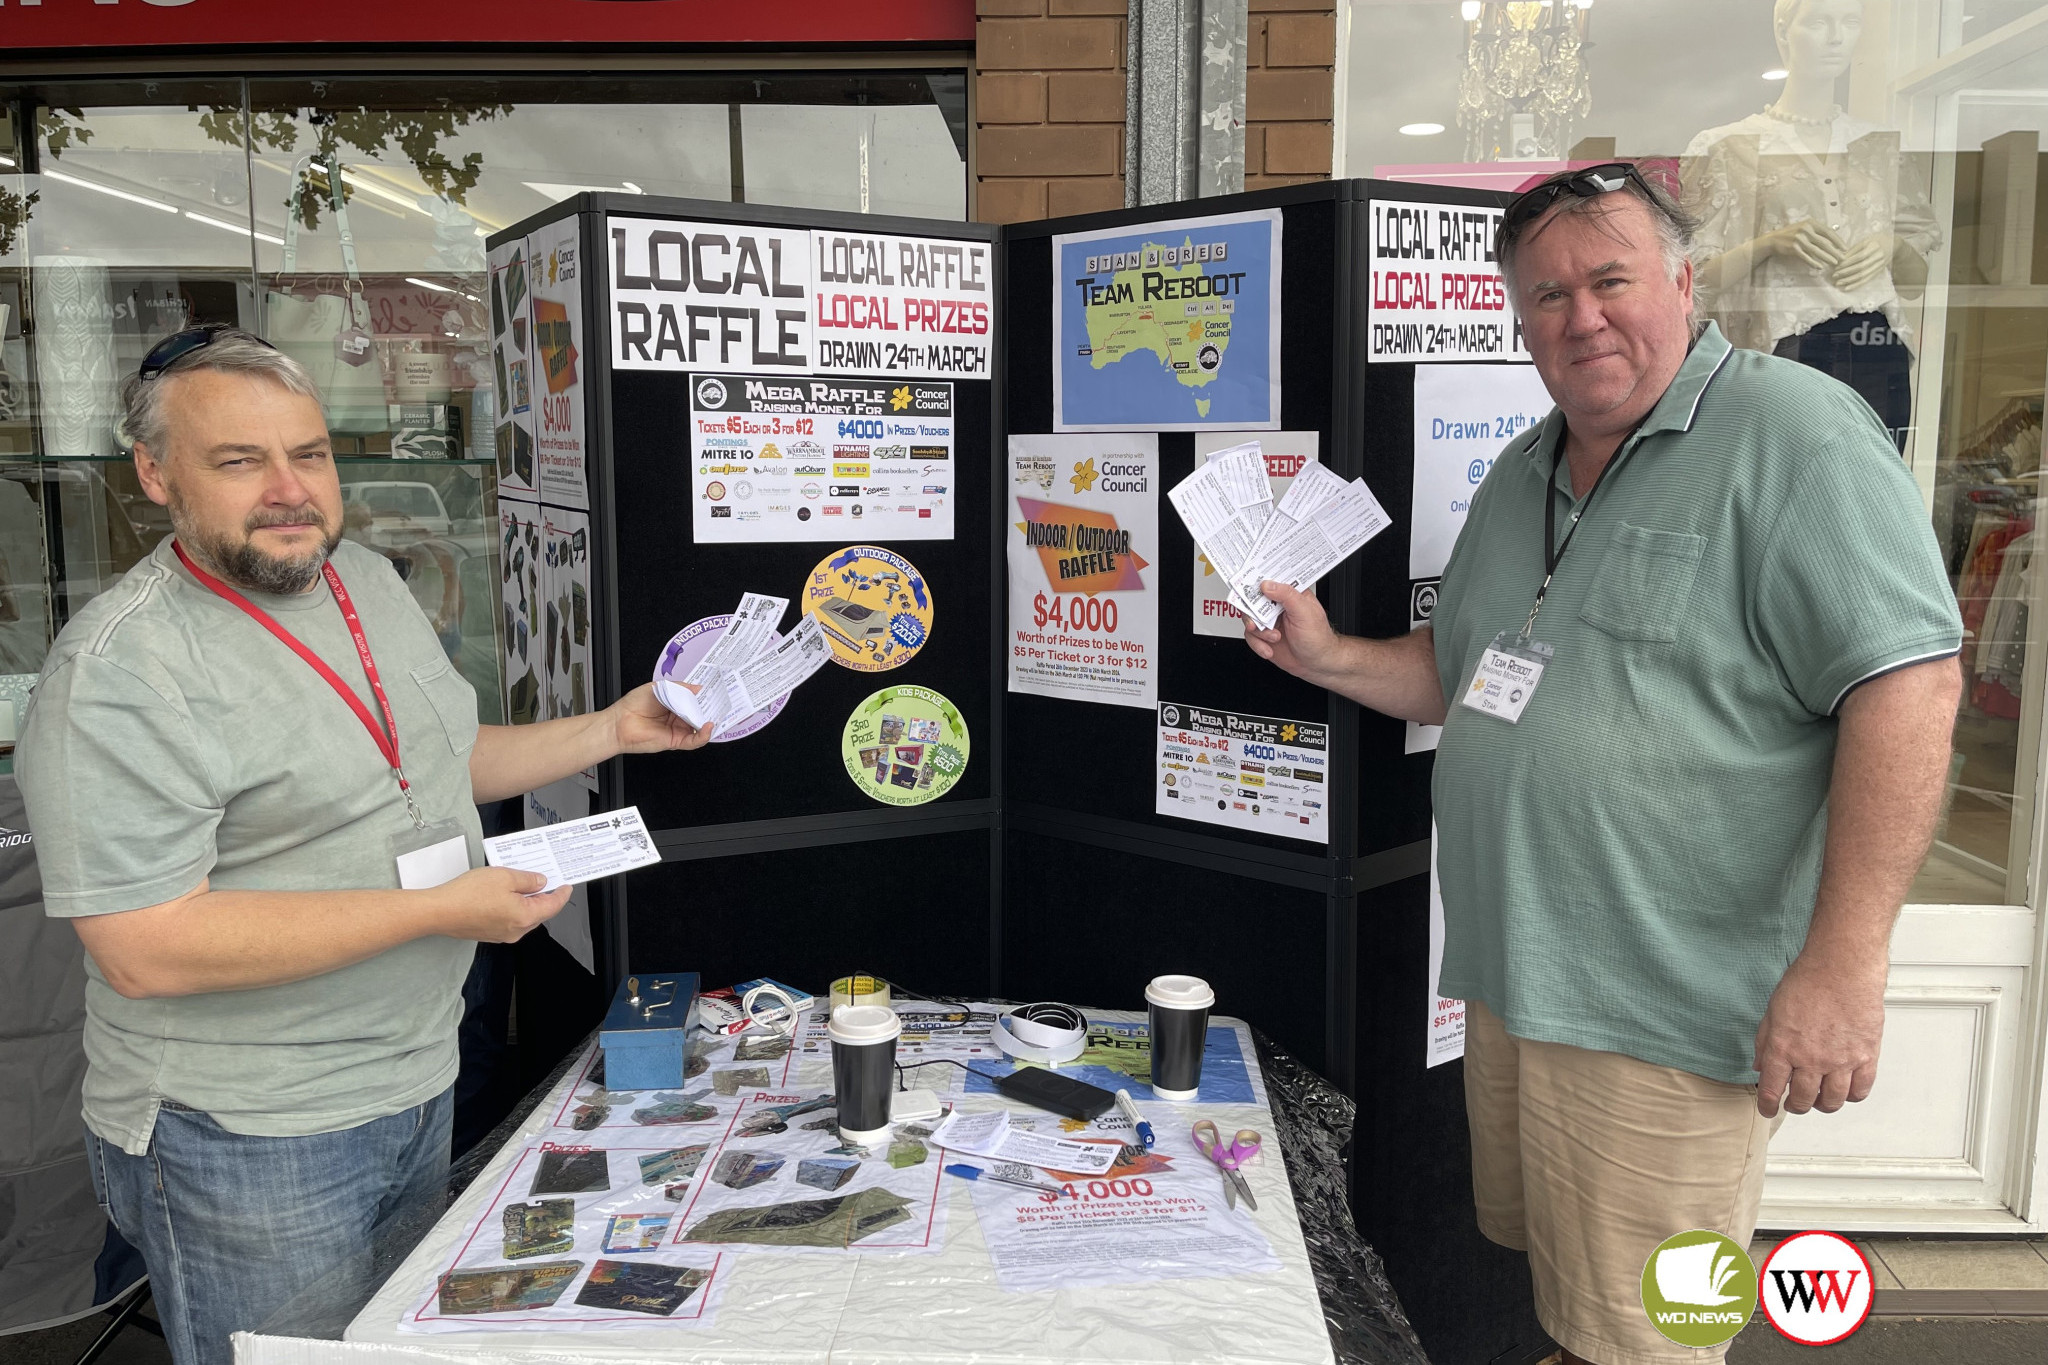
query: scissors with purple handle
[{"left": 1192, "top": 1120, "right": 1261, "bottom": 1211}]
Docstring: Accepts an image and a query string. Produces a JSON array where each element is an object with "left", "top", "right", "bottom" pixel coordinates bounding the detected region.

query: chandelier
[{"left": 1457, "top": 0, "right": 1595, "bottom": 162}]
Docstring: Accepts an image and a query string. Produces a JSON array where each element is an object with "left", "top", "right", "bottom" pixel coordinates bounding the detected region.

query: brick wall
[
  {"left": 1245, "top": 0, "right": 1336, "bottom": 191},
  {"left": 975, "top": 0, "right": 1129, "bottom": 224},
  {"left": 972, "top": 0, "right": 1337, "bottom": 222}
]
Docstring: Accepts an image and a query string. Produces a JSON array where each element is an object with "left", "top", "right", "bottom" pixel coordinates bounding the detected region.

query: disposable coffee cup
[
  {"left": 1146, "top": 975, "right": 1215, "bottom": 1101},
  {"left": 830, "top": 1004, "right": 902, "bottom": 1143}
]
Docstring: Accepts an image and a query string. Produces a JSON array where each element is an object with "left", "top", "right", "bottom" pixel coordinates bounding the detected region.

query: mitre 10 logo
[{"left": 1758, "top": 1231, "right": 1875, "bottom": 1346}]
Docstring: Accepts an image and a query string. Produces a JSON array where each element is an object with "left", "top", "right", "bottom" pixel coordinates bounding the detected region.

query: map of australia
[
  {"left": 1079, "top": 236, "right": 1245, "bottom": 418},
  {"left": 1055, "top": 209, "right": 1278, "bottom": 431}
]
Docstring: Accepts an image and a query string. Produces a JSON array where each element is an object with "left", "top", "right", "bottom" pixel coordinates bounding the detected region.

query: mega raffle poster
[{"left": 1005, "top": 434, "right": 1159, "bottom": 711}]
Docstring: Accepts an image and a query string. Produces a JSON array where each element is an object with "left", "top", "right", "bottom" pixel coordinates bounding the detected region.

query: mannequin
[{"left": 1681, "top": 0, "right": 1938, "bottom": 447}]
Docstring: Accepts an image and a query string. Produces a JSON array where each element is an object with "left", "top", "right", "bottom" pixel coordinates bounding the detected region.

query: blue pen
[
  {"left": 1115, "top": 1088, "right": 1156, "bottom": 1149},
  {"left": 944, "top": 1163, "right": 1065, "bottom": 1198}
]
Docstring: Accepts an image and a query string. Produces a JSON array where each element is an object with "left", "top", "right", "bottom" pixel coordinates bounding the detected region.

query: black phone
[{"left": 991, "top": 1067, "right": 1117, "bottom": 1121}]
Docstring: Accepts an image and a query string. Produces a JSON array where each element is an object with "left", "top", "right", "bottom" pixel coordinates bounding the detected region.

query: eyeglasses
[
  {"left": 137, "top": 325, "right": 275, "bottom": 382},
  {"left": 1498, "top": 162, "right": 1660, "bottom": 250}
]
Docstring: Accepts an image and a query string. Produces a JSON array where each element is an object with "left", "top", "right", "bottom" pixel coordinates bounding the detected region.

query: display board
[{"left": 488, "top": 197, "right": 1000, "bottom": 996}]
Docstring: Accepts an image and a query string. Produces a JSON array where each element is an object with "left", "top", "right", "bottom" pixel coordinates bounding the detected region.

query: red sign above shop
[{"left": 0, "top": 0, "right": 974, "bottom": 50}]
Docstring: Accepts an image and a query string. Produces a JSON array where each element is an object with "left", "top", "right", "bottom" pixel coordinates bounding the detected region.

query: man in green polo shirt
[{"left": 1247, "top": 166, "right": 1961, "bottom": 1365}]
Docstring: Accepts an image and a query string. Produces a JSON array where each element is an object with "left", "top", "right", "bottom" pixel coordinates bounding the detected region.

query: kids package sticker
[{"left": 841, "top": 685, "right": 970, "bottom": 806}]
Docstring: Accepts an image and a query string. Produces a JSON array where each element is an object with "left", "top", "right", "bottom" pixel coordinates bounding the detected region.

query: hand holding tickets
[
  {"left": 483, "top": 805, "right": 663, "bottom": 892},
  {"left": 655, "top": 592, "right": 833, "bottom": 728},
  {"left": 1168, "top": 442, "right": 1391, "bottom": 630}
]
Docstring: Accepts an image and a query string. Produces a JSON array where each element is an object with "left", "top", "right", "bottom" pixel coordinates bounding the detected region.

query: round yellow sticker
[{"left": 803, "top": 545, "right": 933, "bottom": 673}]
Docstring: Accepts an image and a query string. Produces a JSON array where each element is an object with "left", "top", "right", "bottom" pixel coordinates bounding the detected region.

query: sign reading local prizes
[
  {"left": 1052, "top": 208, "right": 1281, "bottom": 432},
  {"left": 843, "top": 686, "right": 970, "bottom": 806},
  {"left": 1007, "top": 434, "right": 1159, "bottom": 709},
  {"left": 1368, "top": 198, "right": 1531, "bottom": 364}
]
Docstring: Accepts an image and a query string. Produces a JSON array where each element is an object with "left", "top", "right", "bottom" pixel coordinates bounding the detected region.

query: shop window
[
  {"left": 0, "top": 71, "right": 968, "bottom": 744},
  {"left": 1346, "top": 1, "right": 2048, "bottom": 904}
]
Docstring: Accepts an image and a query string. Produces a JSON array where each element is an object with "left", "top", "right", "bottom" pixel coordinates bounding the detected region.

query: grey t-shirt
[{"left": 18, "top": 536, "right": 483, "bottom": 1155}]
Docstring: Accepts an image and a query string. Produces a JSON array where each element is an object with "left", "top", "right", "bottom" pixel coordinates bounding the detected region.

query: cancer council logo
[{"left": 1757, "top": 1231, "right": 1874, "bottom": 1346}]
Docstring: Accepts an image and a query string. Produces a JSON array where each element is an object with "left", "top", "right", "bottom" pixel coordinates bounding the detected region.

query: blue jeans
[{"left": 85, "top": 1090, "right": 451, "bottom": 1365}]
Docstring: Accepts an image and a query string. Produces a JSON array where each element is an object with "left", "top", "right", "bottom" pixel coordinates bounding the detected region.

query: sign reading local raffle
[
  {"left": 688, "top": 374, "right": 955, "bottom": 543},
  {"left": 607, "top": 215, "right": 993, "bottom": 380},
  {"left": 1367, "top": 198, "right": 1530, "bottom": 363}
]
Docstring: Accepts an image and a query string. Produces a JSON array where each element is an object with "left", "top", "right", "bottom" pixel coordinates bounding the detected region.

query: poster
[
  {"left": 608, "top": 216, "right": 810, "bottom": 374},
  {"left": 1052, "top": 207, "right": 1281, "bottom": 431},
  {"left": 1367, "top": 198, "right": 1530, "bottom": 363},
  {"left": 540, "top": 507, "right": 598, "bottom": 791},
  {"left": 1427, "top": 825, "right": 1465, "bottom": 1066},
  {"left": 1190, "top": 432, "right": 1320, "bottom": 637},
  {"left": 526, "top": 779, "right": 593, "bottom": 974},
  {"left": 689, "top": 375, "right": 954, "bottom": 543},
  {"left": 960, "top": 1114, "right": 1279, "bottom": 1294},
  {"left": 499, "top": 495, "right": 543, "bottom": 726},
  {"left": 488, "top": 240, "right": 537, "bottom": 499},
  {"left": 1006, "top": 433, "right": 1158, "bottom": 709},
  {"left": 1156, "top": 702, "right": 1328, "bottom": 845},
  {"left": 840, "top": 685, "right": 970, "bottom": 807},
  {"left": 810, "top": 229, "right": 993, "bottom": 380},
  {"left": 525, "top": 216, "right": 589, "bottom": 509},
  {"left": 1409, "top": 363, "right": 1553, "bottom": 580}
]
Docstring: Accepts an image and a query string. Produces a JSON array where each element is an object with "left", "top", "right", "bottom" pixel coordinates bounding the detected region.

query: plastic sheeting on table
[{"left": 240, "top": 1013, "right": 1427, "bottom": 1365}]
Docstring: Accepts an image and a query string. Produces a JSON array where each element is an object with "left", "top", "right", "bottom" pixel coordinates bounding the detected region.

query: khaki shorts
[{"left": 1464, "top": 1000, "right": 1783, "bottom": 1365}]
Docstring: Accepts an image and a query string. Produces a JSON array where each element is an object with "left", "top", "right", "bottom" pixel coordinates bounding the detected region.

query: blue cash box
[{"left": 598, "top": 972, "right": 700, "bottom": 1091}]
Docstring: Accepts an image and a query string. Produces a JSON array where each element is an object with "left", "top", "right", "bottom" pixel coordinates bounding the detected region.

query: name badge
[
  {"left": 1460, "top": 632, "right": 1554, "bottom": 725},
  {"left": 393, "top": 819, "right": 472, "bottom": 890}
]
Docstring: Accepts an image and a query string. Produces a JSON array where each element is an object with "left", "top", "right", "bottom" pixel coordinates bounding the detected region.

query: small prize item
[
  {"left": 335, "top": 322, "right": 374, "bottom": 367},
  {"left": 1192, "top": 1120, "right": 1261, "bottom": 1211},
  {"left": 698, "top": 978, "right": 815, "bottom": 1037},
  {"left": 597, "top": 972, "right": 701, "bottom": 1091}
]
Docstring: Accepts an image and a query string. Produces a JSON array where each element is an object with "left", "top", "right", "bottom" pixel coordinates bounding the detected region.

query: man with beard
[{"left": 16, "top": 328, "right": 710, "bottom": 1365}]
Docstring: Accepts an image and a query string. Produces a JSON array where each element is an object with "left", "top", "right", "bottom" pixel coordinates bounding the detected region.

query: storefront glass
[
  {"left": 0, "top": 71, "right": 968, "bottom": 730},
  {"left": 1348, "top": 0, "right": 2048, "bottom": 905}
]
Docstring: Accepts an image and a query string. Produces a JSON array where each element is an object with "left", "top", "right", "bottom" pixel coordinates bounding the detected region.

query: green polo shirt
[{"left": 1430, "top": 324, "right": 1961, "bottom": 1084}]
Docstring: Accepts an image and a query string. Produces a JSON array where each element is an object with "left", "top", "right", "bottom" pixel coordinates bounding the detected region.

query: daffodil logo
[
  {"left": 1641, "top": 1230, "right": 1756, "bottom": 1348},
  {"left": 890, "top": 386, "right": 913, "bottom": 411},
  {"left": 1280, "top": 724, "right": 1297, "bottom": 742},
  {"left": 1070, "top": 458, "right": 1099, "bottom": 493}
]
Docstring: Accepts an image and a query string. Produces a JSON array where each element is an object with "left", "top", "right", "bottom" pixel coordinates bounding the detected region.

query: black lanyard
[{"left": 1520, "top": 418, "right": 1650, "bottom": 642}]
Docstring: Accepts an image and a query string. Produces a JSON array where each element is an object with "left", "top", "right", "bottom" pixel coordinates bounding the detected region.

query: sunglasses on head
[
  {"left": 137, "top": 325, "right": 276, "bottom": 382},
  {"left": 1498, "top": 162, "right": 1659, "bottom": 249}
]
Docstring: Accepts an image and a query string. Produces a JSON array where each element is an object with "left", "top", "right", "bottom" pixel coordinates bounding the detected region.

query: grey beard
[{"left": 191, "top": 528, "right": 340, "bottom": 595}]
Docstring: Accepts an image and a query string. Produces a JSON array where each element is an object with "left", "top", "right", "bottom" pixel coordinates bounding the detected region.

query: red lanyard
[{"left": 172, "top": 540, "right": 427, "bottom": 828}]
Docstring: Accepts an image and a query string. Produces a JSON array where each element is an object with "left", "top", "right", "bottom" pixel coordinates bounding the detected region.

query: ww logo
[{"left": 1758, "top": 1231, "right": 1875, "bottom": 1346}]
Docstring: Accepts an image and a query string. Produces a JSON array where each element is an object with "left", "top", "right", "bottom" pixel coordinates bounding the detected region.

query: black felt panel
[
  {"left": 623, "top": 831, "right": 994, "bottom": 1002},
  {"left": 608, "top": 371, "right": 997, "bottom": 831},
  {"left": 1000, "top": 829, "right": 1329, "bottom": 1076}
]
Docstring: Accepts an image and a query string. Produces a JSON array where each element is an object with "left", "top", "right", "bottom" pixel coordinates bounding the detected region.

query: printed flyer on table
[{"left": 1006, "top": 433, "right": 1158, "bottom": 709}]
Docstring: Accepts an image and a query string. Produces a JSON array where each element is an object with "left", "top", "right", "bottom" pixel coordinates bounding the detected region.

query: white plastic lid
[
  {"left": 1145, "top": 975, "right": 1215, "bottom": 1010},
  {"left": 828, "top": 1003, "right": 902, "bottom": 1043}
]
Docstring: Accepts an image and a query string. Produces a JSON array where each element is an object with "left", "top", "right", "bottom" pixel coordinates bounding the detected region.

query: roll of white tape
[{"left": 993, "top": 1002, "right": 1087, "bottom": 1065}]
